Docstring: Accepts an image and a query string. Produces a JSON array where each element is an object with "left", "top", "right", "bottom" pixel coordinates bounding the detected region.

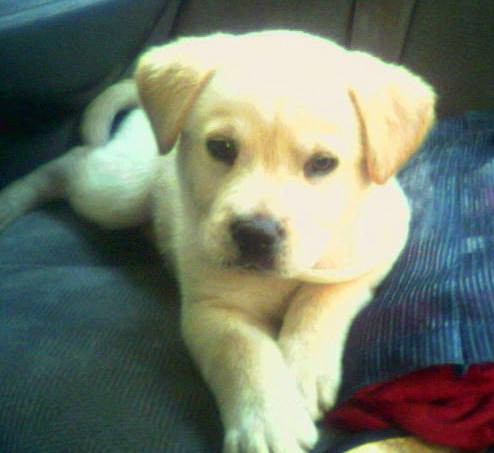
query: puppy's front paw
[
  {"left": 223, "top": 408, "right": 317, "bottom": 453},
  {"left": 280, "top": 338, "right": 340, "bottom": 421},
  {"left": 222, "top": 383, "right": 318, "bottom": 453}
]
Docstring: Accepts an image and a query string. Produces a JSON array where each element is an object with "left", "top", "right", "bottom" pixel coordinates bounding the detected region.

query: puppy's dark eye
[
  {"left": 206, "top": 138, "right": 238, "bottom": 165},
  {"left": 304, "top": 153, "right": 339, "bottom": 177}
]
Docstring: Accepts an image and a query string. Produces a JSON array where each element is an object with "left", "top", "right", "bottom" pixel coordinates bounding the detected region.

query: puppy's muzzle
[{"left": 230, "top": 215, "right": 285, "bottom": 271}]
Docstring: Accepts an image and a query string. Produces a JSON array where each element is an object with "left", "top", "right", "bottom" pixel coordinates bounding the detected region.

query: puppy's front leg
[
  {"left": 279, "top": 274, "right": 379, "bottom": 420},
  {"left": 182, "top": 302, "right": 318, "bottom": 453}
]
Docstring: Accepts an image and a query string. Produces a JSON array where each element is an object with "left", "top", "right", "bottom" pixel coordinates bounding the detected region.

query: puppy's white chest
[{"left": 177, "top": 249, "right": 301, "bottom": 323}]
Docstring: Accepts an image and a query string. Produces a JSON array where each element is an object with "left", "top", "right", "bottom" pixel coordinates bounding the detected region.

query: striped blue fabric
[{"left": 339, "top": 110, "right": 494, "bottom": 402}]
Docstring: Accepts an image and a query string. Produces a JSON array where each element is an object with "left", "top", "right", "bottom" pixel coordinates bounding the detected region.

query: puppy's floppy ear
[
  {"left": 348, "top": 51, "right": 436, "bottom": 184},
  {"left": 135, "top": 34, "right": 232, "bottom": 154}
]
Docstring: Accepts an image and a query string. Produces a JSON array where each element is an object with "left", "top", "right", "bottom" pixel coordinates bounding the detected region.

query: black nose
[{"left": 230, "top": 215, "right": 285, "bottom": 270}]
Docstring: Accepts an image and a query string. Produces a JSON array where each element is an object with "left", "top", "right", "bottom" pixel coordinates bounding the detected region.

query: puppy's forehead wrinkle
[{"left": 197, "top": 91, "right": 357, "bottom": 172}]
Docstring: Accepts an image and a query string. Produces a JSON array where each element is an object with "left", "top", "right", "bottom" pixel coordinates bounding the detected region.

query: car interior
[{"left": 1, "top": 1, "right": 494, "bottom": 452}]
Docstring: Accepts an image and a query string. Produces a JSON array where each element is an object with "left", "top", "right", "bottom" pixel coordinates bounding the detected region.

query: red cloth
[{"left": 326, "top": 364, "right": 494, "bottom": 451}]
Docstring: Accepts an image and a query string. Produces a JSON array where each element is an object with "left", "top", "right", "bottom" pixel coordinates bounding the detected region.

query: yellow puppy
[{"left": 0, "top": 31, "right": 437, "bottom": 453}]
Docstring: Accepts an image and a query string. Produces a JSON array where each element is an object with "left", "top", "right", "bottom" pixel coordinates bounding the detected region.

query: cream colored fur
[{"left": 0, "top": 31, "right": 437, "bottom": 453}]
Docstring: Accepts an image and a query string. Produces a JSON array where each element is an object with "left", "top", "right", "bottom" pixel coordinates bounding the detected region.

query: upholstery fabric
[
  {"left": 0, "top": 206, "right": 223, "bottom": 452},
  {"left": 0, "top": 0, "right": 179, "bottom": 104}
]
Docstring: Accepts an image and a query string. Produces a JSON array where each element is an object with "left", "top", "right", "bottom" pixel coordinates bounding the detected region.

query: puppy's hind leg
[
  {"left": 0, "top": 80, "right": 157, "bottom": 230},
  {"left": 0, "top": 109, "right": 159, "bottom": 230},
  {"left": 66, "top": 110, "right": 159, "bottom": 229},
  {"left": 65, "top": 79, "right": 159, "bottom": 229}
]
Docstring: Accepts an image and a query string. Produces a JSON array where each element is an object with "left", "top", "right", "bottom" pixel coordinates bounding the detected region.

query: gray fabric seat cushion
[{"left": 0, "top": 204, "right": 223, "bottom": 452}]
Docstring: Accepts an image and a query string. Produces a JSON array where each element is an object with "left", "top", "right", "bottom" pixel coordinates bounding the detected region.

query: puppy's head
[{"left": 136, "top": 30, "right": 435, "bottom": 278}]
